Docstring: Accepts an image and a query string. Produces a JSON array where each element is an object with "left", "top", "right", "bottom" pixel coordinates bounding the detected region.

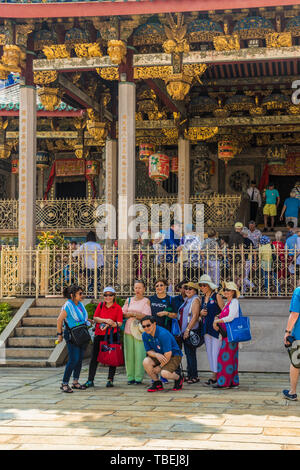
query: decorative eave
[{"left": 0, "top": 0, "right": 298, "bottom": 19}]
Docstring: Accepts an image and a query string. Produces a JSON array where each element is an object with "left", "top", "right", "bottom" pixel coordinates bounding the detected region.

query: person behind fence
[
  {"left": 122, "top": 280, "right": 151, "bottom": 385},
  {"left": 283, "top": 285, "right": 300, "bottom": 401},
  {"left": 272, "top": 231, "right": 286, "bottom": 280},
  {"left": 285, "top": 229, "right": 300, "bottom": 279},
  {"left": 263, "top": 182, "right": 280, "bottom": 233},
  {"left": 178, "top": 282, "right": 201, "bottom": 384},
  {"left": 241, "top": 227, "right": 255, "bottom": 294},
  {"left": 246, "top": 180, "right": 262, "bottom": 223},
  {"left": 201, "top": 228, "right": 221, "bottom": 287},
  {"left": 259, "top": 235, "right": 281, "bottom": 294},
  {"left": 149, "top": 279, "right": 178, "bottom": 333},
  {"left": 212, "top": 282, "right": 241, "bottom": 389},
  {"left": 141, "top": 316, "right": 184, "bottom": 392},
  {"left": 247, "top": 220, "right": 261, "bottom": 249},
  {"left": 84, "top": 286, "right": 123, "bottom": 389},
  {"left": 199, "top": 275, "right": 224, "bottom": 386},
  {"left": 280, "top": 191, "right": 300, "bottom": 229},
  {"left": 178, "top": 224, "right": 203, "bottom": 281},
  {"left": 228, "top": 222, "right": 243, "bottom": 249},
  {"left": 72, "top": 231, "right": 104, "bottom": 294},
  {"left": 172, "top": 280, "right": 188, "bottom": 314},
  {"left": 286, "top": 221, "right": 296, "bottom": 241},
  {"left": 57, "top": 285, "right": 90, "bottom": 393}
]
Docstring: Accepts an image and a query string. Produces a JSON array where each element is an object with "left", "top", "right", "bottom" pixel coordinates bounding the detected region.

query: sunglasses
[
  {"left": 184, "top": 287, "right": 194, "bottom": 291},
  {"left": 155, "top": 284, "right": 165, "bottom": 288},
  {"left": 223, "top": 288, "right": 233, "bottom": 292},
  {"left": 142, "top": 324, "right": 152, "bottom": 329},
  {"left": 199, "top": 284, "right": 208, "bottom": 288},
  {"left": 78, "top": 292, "right": 83, "bottom": 296},
  {"left": 103, "top": 293, "right": 114, "bottom": 297}
]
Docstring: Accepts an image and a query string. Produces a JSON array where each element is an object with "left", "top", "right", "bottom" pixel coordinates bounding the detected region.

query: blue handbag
[
  {"left": 226, "top": 305, "right": 251, "bottom": 343},
  {"left": 171, "top": 318, "right": 181, "bottom": 337}
]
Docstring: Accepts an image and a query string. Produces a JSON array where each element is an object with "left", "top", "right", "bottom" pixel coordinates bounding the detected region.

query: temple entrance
[{"left": 56, "top": 181, "right": 86, "bottom": 199}]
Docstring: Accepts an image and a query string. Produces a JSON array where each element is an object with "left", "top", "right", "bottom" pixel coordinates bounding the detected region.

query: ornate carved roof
[{"left": 233, "top": 16, "right": 274, "bottom": 39}]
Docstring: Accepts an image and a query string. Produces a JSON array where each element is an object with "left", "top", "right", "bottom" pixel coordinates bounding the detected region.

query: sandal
[
  {"left": 60, "top": 384, "right": 73, "bottom": 393},
  {"left": 187, "top": 378, "right": 200, "bottom": 384},
  {"left": 71, "top": 383, "right": 87, "bottom": 390},
  {"left": 204, "top": 379, "right": 217, "bottom": 386}
]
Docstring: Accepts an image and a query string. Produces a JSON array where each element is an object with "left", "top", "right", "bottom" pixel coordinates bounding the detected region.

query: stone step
[
  {"left": 15, "top": 327, "right": 57, "bottom": 337},
  {"left": 0, "top": 359, "right": 49, "bottom": 367},
  {"left": 35, "top": 298, "right": 64, "bottom": 307},
  {"left": 28, "top": 307, "right": 60, "bottom": 317},
  {"left": 240, "top": 299, "right": 290, "bottom": 316},
  {"left": 5, "top": 348, "right": 53, "bottom": 359},
  {"left": 7, "top": 337, "right": 55, "bottom": 348},
  {"left": 22, "top": 317, "right": 57, "bottom": 327}
]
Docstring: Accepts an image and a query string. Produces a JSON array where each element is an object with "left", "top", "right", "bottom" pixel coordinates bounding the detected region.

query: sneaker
[
  {"left": 160, "top": 377, "right": 169, "bottom": 384},
  {"left": 283, "top": 389, "right": 298, "bottom": 401},
  {"left": 84, "top": 380, "right": 94, "bottom": 388},
  {"left": 263, "top": 228, "right": 268, "bottom": 232},
  {"left": 106, "top": 380, "right": 114, "bottom": 388},
  {"left": 127, "top": 380, "right": 135, "bottom": 385},
  {"left": 147, "top": 381, "right": 163, "bottom": 392},
  {"left": 172, "top": 374, "right": 184, "bottom": 391},
  {"left": 134, "top": 381, "right": 143, "bottom": 385},
  {"left": 212, "top": 384, "right": 230, "bottom": 389}
]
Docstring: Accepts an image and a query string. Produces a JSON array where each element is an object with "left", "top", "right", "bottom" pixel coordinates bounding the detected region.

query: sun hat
[
  {"left": 219, "top": 281, "right": 240, "bottom": 298},
  {"left": 198, "top": 274, "right": 218, "bottom": 291},
  {"left": 103, "top": 286, "right": 116, "bottom": 294},
  {"left": 184, "top": 281, "right": 200, "bottom": 292},
  {"left": 259, "top": 235, "right": 271, "bottom": 245},
  {"left": 234, "top": 222, "right": 243, "bottom": 229}
]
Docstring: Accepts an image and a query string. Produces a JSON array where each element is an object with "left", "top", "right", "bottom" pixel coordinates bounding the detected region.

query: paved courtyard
[{"left": 0, "top": 364, "right": 299, "bottom": 450}]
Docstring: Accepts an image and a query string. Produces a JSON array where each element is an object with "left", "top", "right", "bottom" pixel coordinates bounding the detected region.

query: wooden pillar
[{"left": 178, "top": 138, "right": 190, "bottom": 226}]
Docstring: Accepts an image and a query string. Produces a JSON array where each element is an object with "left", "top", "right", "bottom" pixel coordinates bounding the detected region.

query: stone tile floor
[{"left": 0, "top": 363, "right": 299, "bottom": 450}]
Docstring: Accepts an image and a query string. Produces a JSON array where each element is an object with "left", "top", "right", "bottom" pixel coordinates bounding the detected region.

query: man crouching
[{"left": 141, "top": 316, "right": 184, "bottom": 392}]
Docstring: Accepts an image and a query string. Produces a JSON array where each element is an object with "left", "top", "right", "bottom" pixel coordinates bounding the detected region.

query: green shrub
[{"left": 0, "top": 303, "right": 13, "bottom": 334}]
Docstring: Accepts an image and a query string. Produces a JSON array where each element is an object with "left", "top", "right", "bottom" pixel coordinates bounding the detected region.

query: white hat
[{"left": 103, "top": 286, "right": 116, "bottom": 294}]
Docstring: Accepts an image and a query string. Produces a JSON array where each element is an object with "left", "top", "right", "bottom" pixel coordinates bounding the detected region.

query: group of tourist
[{"left": 57, "top": 276, "right": 242, "bottom": 393}]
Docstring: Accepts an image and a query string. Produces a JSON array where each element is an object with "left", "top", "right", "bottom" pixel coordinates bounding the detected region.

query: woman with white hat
[
  {"left": 198, "top": 275, "right": 224, "bottom": 386},
  {"left": 212, "top": 281, "right": 241, "bottom": 389},
  {"left": 85, "top": 286, "right": 123, "bottom": 388},
  {"left": 122, "top": 280, "right": 151, "bottom": 385}
]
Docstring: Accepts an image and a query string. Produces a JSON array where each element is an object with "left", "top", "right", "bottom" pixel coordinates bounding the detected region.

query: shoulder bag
[
  {"left": 183, "top": 297, "right": 204, "bottom": 349},
  {"left": 66, "top": 304, "right": 90, "bottom": 347},
  {"left": 97, "top": 326, "right": 125, "bottom": 367},
  {"left": 226, "top": 304, "right": 251, "bottom": 343}
]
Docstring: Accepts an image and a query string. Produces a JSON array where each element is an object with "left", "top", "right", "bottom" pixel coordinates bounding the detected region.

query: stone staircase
[{"left": 3, "top": 298, "right": 64, "bottom": 367}]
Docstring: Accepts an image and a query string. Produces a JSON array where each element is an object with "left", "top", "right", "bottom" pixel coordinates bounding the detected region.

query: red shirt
[{"left": 94, "top": 301, "right": 123, "bottom": 336}]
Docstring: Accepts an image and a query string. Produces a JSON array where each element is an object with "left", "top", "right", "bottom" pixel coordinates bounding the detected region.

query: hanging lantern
[
  {"left": 266, "top": 145, "right": 288, "bottom": 166},
  {"left": 170, "top": 156, "right": 178, "bottom": 174},
  {"left": 86, "top": 160, "right": 99, "bottom": 176},
  {"left": 218, "top": 140, "right": 237, "bottom": 166},
  {"left": 36, "top": 151, "right": 50, "bottom": 169},
  {"left": 139, "top": 143, "right": 155, "bottom": 165},
  {"left": 11, "top": 158, "right": 19, "bottom": 174},
  {"left": 149, "top": 153, "right": 169, "bottom": 183}
]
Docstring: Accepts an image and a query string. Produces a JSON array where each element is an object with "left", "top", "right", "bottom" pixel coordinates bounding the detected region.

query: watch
[{"left": 285, "top": 330, "right": 292, "bottom": 334}]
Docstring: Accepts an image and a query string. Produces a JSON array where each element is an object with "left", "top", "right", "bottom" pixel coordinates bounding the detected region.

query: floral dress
[{"left": 216, "top": 301, "right": 239, "bottom": 388}]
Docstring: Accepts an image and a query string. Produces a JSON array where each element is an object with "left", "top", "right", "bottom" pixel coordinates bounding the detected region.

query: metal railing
[
  {"left": 0, "top": 194, "right": 241, "bottom": 231},
  {"left": 0, "top": 245, "right": 298, "bottom": 299}
]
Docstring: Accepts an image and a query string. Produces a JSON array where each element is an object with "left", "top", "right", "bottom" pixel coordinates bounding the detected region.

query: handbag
[
  {"left": 67, "top": 323, "right": 90, "bottom": 347},
  {"left": 226, "top": 305, "right": 251, "bottom": 343},
  {"left": 183, "top": 298, "right": 204, "bottom": 349},
  {"left": 171, "top": 318, "right": 181, "bottom": 337},
  {"left": 97, "top": 326, "right": 125, "bottom": 367}
]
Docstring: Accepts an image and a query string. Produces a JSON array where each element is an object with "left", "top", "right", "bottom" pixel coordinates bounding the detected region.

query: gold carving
[
  {"left": 74, "top": 43, "right": 102, "bottom": 58},
  {"left": 15, "top": 24, "right": 34, "bottom": 48},
  {"left": 185, "top": 127, "right": 218, "bottom": 142},
  {"left": 163, "top": 13, "right": 190, "bottom": 55},
  {"left": 43, "top": 44, "right": 70, "bottom": 60},
  {"left": 166, "top": 73, "right": 193, "bottom": 101},
  {"left": 96, "top": 67, "right": 119, "bottom": 81},
  {"left": 107, "top": 40, "right": 126, "bottom": 65},
  {"left": 38, "top": 87, "right": 61, "bottom": 111},
  {"left": 134, "top": 66, "right": 172, "bottom": 81},
  {"left": 33, "top": 71, "right": 58, "bottom": 85},
  {"left": 1, "top": 45, "right": 26, "bottom": 73},
  {"left": 265, "top": 32, "right": 292, "bottom": 48},
  {"left": 213, "top": 33, "right": 240, "bottom": 51},
  {"left": 288, "top": 105, "right": 300, "bottom": 115},
  {"left": 0, "top": 143, "right": 11, "bottom": 160}
]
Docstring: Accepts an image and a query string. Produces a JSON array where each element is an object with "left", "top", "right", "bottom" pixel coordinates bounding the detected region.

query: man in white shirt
[
  {"left": 73, "top": 231, "right": 104, "bottom": 294},
  {"left": 247, "top": 180, "right": 262, "bottom": 223}
]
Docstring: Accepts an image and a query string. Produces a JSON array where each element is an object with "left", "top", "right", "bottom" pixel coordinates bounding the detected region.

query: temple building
[{"left": 0, "top": 0, "right": 300, "bottom": 247}]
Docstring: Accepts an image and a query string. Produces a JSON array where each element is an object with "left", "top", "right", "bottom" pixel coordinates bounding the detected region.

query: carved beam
[
  {"left": 58, "top": 75, "right": 113, "bottom": 122},
  {"left": 145, "top": 79, "right": 186, "bottom": 116}
]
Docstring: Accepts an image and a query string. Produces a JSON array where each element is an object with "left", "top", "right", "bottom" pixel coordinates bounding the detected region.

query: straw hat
[
  {"left": 219, "top": 281, "right": 240, "bottom": 298},
  {"left": 198, "top": 274, "right": 218, "bottom": 291},
  {"left": 130, "top": 319, "right": 144, "bottom": 341},
  {"left": 184, "top": 281, "right": 200, "bottom": 292}
]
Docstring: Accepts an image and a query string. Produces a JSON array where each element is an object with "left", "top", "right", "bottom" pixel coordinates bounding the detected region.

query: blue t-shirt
[
  {"left": 284, "top": 198, "right": 300, "bottom": 218},
  {"left": 149, "top": 294, "right": 177, "bottom": 332},
  {"left": 265, "top": 189, "right": 279, "bottom": 205},
  {"left": 161, "top": 229, "right": 180, "bottom": 262},
  {"left": 290, "top": 287, "right": 300, "bottom": 340},
  {"left": 285, "top": 233, "right": 298, "bottom": 255},
  {"left": 142, "top": 325, "right": 183, "bottom": 357}
]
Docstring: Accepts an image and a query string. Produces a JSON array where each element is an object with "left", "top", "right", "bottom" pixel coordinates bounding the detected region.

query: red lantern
[
  {"left": 11, "top": 159, "right": 19, "bottom": 174},
  {"left": 149, "top": 153, "right": 169, "bottom": 183},
  {"left": 218, "top": 140, "right": 236, "bottom": 166},
  {"left": 139, "top": 143, "right": 155, "bottom": 164},
  {"left": 86, "top": 160, "right": 99, "bottom": 176},
  {"left": 170, "top": 156, "right": 178, "bottom": 174}
]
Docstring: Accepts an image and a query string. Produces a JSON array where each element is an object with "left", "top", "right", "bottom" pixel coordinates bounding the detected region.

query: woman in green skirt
[{"left": 122, "top": 280, "right": 151, "bottom": 384}]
